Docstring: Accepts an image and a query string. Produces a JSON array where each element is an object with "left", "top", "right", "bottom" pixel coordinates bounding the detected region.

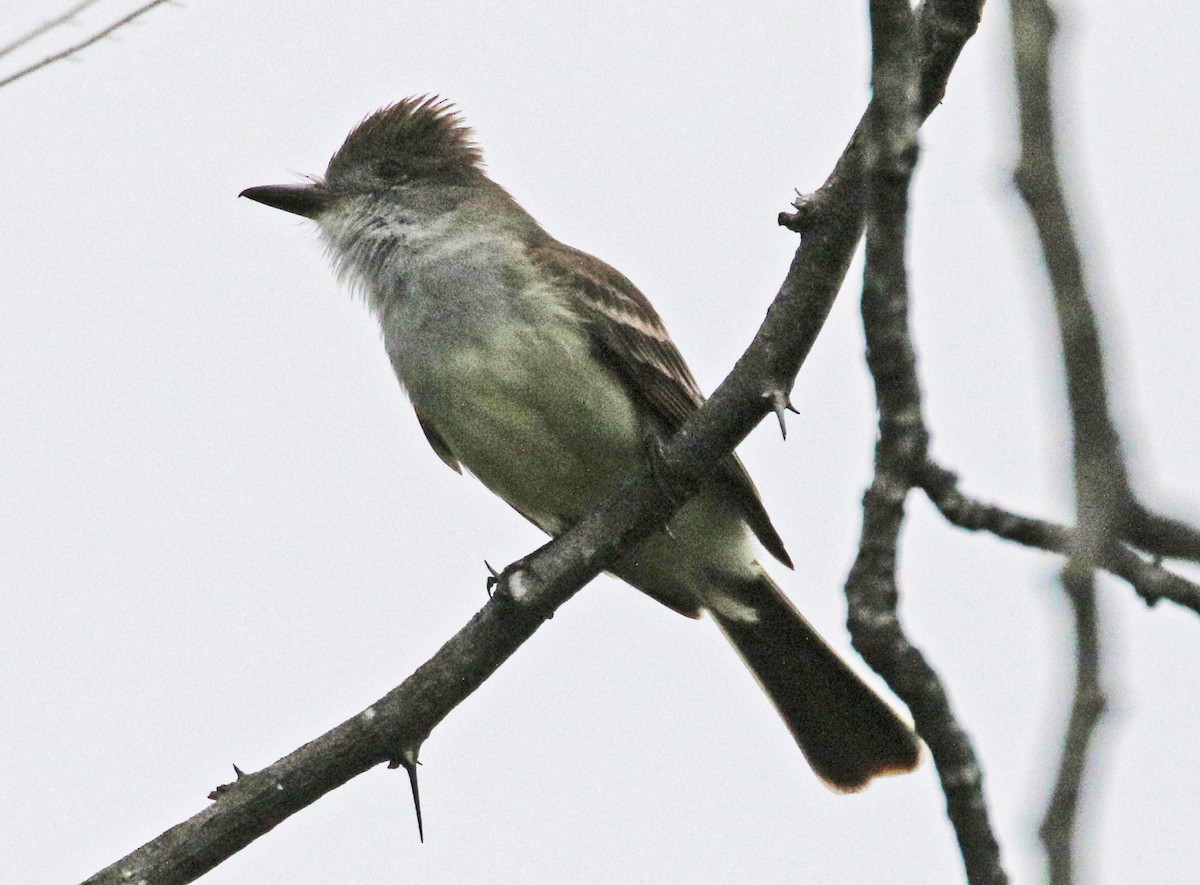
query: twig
[
  {"left": 1008, "top": 1, "right": 1200, "bottom": 575},
  {"left": 82, "top": 1, "right": 987, "bottom": 881},
  {"left": 918, "top": 462, "right": 1200, "bottom": 615},
  {"left": 0, "top": 0, "right": 172, "bottom": 90},
  {"left": 1011, "top": 1, "right": 1129, "bottom": 556},
  {"left": 847, "top": 1, "right": 1007, "bottom": 882},
  {"left": 1010, "top": 0, "right": 1114, "bottom": 881},
  {"left": 1039, "top": 566, "right": 1107, "bottom": 885},
  {"left": 1105, "top": 546, "right": 1200, "bottom": 614},
  {"left": 0, "top": 0, "right": 104, "bottom": 62},
  {"left": 1124, "top": 502, "right": 1200, "bottom": 563}
]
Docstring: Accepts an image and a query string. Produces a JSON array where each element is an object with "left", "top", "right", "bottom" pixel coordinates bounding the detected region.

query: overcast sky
[{"left": 2, "top": 2, "right": 1198, "bottom": 883}]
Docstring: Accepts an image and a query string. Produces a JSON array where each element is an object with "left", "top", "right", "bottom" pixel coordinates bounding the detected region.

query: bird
[{"left": 240, "top": 96, "right": 920, "bottom": 791}]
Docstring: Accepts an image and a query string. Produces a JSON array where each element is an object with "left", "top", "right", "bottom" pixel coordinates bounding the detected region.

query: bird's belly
[{"left": 396, "top": 320, "right": 642, "bottom": 530}]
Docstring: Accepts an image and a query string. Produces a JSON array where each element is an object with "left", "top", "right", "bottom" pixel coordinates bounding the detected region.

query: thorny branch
[
  {"left": 846, "top": 1, "right": 1007, "bottom": 883},
  {"left": 84, "top": 1, "right": 986, "bottom": 882},
  {"left": 0, "top": 0, "right": 172, "bottom": 90}
]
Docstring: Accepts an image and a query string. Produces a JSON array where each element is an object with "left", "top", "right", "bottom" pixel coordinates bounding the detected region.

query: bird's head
[{"left": 240, "top": 96, "right": 484, "bottom": 219}]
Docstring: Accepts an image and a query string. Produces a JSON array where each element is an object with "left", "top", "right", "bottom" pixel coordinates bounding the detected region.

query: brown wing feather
[{"left": 528, "top": 239, "right": 792, "bottom": 568}]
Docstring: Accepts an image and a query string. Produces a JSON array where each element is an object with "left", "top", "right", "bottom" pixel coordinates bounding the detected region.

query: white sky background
[{"left": 2, "top": 1, "right": 1197, "bottom": 882}]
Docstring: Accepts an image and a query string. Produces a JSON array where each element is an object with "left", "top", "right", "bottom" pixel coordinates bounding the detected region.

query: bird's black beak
[{"left": 239, "top": 183, "right": 332, "bottom": 219}]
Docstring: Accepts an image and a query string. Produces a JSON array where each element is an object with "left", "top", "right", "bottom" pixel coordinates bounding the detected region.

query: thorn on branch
[
  {"left": 388, "top": 746, "right": 425, "bottom": 843},
  {"left": 208, "top": 765, "right": 251, "bottom": 801},
  {"left": 764, "top": 388, "right": 798, "bottom": 439},
  {"left": 486, "top": 559, "right": 554, "bottom": 618},
  {"left": 778, "top": 191, "right": 824, "bottom": 234}
]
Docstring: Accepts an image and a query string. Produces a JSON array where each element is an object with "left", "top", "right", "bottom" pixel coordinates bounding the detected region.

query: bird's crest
[{"left": 325, "top": 96, "right": 484, "bottom": 186}]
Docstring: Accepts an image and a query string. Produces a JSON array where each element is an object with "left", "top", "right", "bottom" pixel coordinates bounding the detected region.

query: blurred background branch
[
  {"left": 0, "top": 0, "right": 104, "bottom": 61},
  {"left": 1009, "top": 0, "right": 1116, "bottom": 881},
  {"left": 0, "top": 0, "right": 171, "bottom": 90},
  {"left": 847, "top": 0, "right": 1200, "bottom": 882}
]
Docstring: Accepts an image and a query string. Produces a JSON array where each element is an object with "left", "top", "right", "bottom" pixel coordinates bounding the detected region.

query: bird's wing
[
  {"left": 415, "top": 407, "right": 461, "bottom": 474},
  {"left": 528, "top": 238, "right": 792, "bottom": 568}
]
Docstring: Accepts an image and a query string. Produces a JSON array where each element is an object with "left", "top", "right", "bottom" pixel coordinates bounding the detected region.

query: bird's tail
[{"left": 710, "top": 573, "right": 921, "bottom": 791}]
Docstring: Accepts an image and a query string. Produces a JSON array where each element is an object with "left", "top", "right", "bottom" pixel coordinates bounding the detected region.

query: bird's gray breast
[{"left": 375, "top": 233, "right": 538, "bottom": 382}]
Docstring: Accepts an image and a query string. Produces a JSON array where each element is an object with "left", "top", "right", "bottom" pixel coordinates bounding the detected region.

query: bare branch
[
  {"left": 919, "top": 462, "right": 1200, "bottom": 615},
  {"left": 1125, "top": 502, "right": 1200, "bottom": 563},
  {"left": 1106, "top": 545, "right": 1200, "bottom": 613},
  {"left": 847, "top": 1, "right": 1007, "bottom": 882},
  {"left": 82, "top": 1, "right": 987, "bottom": 881},
  {"left": 1011, "top": 1, "right": 1128, "bottom": 558},
  {"left": 0, "top": 0, "right": 172, "bottom": 90},
  {"left": 1039, "top": 566, "right": 1107, "bottom": 885},
  {"left": 1009, "top": 0, "right": 1115, "bottom": 880},
  {"left": 0, "top": 0, "right": 104, "bottom": 62}
]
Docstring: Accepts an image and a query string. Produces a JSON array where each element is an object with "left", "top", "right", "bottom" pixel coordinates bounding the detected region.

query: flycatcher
[{"left": 241, "top": 96, "right": 919, "bottom": 791}]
